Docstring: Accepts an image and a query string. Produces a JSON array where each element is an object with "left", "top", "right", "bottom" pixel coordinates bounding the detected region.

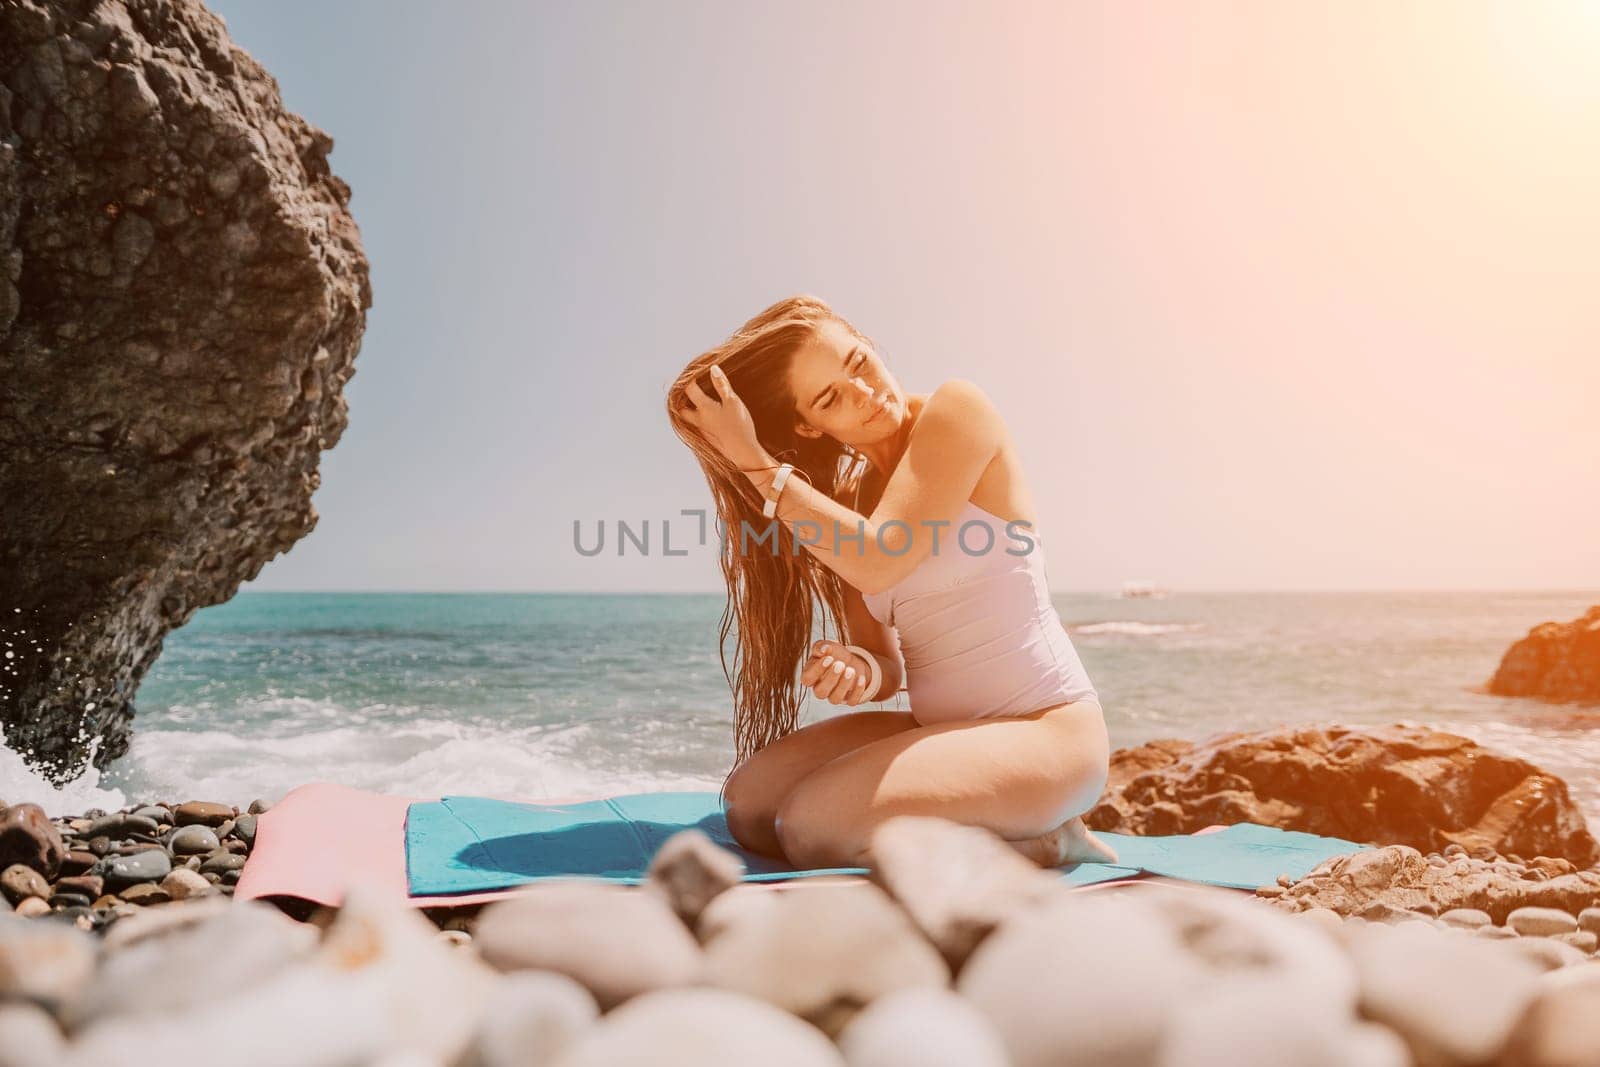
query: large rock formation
[
  {"left": 1086, "top": 723, "right": 1599, "bottom": 867},
  {"left": 1486, "top": 605, "right": 1600, "bottom": 705},
  {"left": 0, "top": 0, "right": 370, "bottom": 780}
]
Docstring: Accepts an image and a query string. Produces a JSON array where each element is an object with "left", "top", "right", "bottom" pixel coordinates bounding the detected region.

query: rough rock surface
[
  {"left": 1487, "top": 605, "right": 1600, "bottom": 705},
  {"left": 1085, "top": 723, "right": 1599, "bottom": 866},
  {"left": 1264, "top": 844, "right": 1600, "bottom": 924},
  {"left": 0, "top": 0, "right": 371, "bottom": 779}
]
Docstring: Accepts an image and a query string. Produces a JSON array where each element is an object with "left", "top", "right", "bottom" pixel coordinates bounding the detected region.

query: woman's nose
[{"left": 851, "top": 376, "right": 874, "bottom": 400}]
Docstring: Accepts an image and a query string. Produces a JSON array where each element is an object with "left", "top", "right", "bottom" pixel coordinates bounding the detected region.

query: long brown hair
[{"left": 666, "top": 295, "right": 876, "bottom": 797}]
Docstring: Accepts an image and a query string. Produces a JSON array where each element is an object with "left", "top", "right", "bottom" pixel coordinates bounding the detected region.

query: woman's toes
[{"left": 1058, "top": 816, "right": 1120, "bottom": 865}]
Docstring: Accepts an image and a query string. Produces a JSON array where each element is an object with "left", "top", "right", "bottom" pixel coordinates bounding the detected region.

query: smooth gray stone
[
  {"left": 696, "top": 884, "right": 782, "bottom": 945},
  {"left": 232, "top": 814, "right": 258, "bottom": 845},
  {"left": 463, "top": 971, "right": 600, "bottom": 1067},
  {"left": 66, "top": 900, "right": 317, "bottom": 1027},
  {"left": 167, "top": 825, "right": 220, "bottom": 856},
  {"left": 100, "top": 896, "right": 233, "bottom": 952},
  {"left": 0, "top": 1003, "right": 67, "bottom": 1067},
  {"left": 550, "top": 988, "right": 843, "bottom": 1067},
  {"left": 476, "top": 882, "right": 704, "bottom": 1011},
  {"left": 1346, "top": 919, "right": 1543, "bottom": 1064},
  {"left": 101, "top": 849, "right": 173, "bottom": 889},
  {"left": 1507, "top": 907, "right": 1580, "bottom": 938},
  {"left": 87, "top": 814, "right": 160, "bottom": 839},
  {"left": 865, "top": 815, "right": 1057, "bottom": 971},
  {"left": 1553, "top": 930, "right": 1599, "bottom": 953},
  {"left": 131, "top": 806, "right": 170, "bottom": 823},
  {"left": 200, "top": 851, "right": 246, "bottom": 875},
  {"left": 1160, "top": 986, "right": 1410, "bottom": 1067},
  {"left": 1440, "top": 908, "right": 1493, "bottom": 930},
  {"left": 1149, "top": 887, "right": 1357, "bottom": 1007},
  {"left": 1498, "top": 964, "right": 1600, "bottom": 1066},
  {"left": 958, "top": 892, "right": 1202, "bottom": 1067},
  {"left": 702, "top": 878, "right": 949, "bottom": 1038},
  {"left": 837, "top": 988, "right": 1009, "bottom": 1067}
]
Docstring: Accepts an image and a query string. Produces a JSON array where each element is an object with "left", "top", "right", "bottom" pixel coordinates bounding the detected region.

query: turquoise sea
[{"left": 6, "top": 591, "right": 1600, "bottom": 821}]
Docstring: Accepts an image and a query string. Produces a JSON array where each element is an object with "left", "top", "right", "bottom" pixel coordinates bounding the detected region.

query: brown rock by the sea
[
  {"left": 1085, "top": 723, "right": 1598, "bottom": 866},
  {"left": 1487, "top": 605, "right": 1600, "bottom": 705},
  {"left": 0, "top": 0, "right": 371, "bottom": 782},
  {"left": 0, "top": 803, "right": 65, "bottom": 878}
]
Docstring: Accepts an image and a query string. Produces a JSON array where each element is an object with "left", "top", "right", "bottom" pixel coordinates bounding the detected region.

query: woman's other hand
[
  {"left": 675, "top": 364, "right": 765, "bottom": 468},
  {"left": 801, "top": 639, "right": 874, "bottom": 706}
]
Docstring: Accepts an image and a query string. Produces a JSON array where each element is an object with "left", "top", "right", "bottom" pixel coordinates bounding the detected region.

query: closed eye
[{"left": 820, "top": 352, "right": 868, "bottom": 410}]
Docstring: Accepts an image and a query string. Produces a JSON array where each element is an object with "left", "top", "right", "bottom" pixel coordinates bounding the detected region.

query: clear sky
[{"left": 213, "top": 0, "right": 1599, "bottom": 594}]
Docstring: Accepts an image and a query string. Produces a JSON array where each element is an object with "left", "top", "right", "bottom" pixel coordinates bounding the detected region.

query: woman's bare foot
[{"left": 1005, "top": 815, "right": 1120, "bottom": 868}]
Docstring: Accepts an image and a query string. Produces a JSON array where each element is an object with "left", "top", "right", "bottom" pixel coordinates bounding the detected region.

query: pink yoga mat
[{"left": 235, "top": 782, "right": 605, "bottom": 908}]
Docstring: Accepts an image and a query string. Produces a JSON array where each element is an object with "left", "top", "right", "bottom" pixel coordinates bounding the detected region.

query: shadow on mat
[{"left": 455, "top": 813, "right": 837, "bottom": 880}]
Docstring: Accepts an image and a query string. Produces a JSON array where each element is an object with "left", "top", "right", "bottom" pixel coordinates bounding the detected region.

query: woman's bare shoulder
[{"left": 930, "top": 377, "right": 999, "bottom": 416}]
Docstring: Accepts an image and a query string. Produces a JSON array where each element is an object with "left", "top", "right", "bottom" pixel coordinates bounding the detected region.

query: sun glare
[{"left": 1488, "top": 1, "right": 1600, "bottom": 110}]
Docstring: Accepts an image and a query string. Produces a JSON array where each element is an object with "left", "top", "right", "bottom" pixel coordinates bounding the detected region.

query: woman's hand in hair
[
  {"left": 801, "top": 639, "right": 874, "bottom": 706},
  {"left": 675, "top": 365, "right": 766, "bottom": 468}
]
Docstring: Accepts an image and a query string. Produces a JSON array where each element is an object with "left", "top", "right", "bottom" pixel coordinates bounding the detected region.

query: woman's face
[{"left": 786, "top": 319, "right": 902, "bottom": 445}]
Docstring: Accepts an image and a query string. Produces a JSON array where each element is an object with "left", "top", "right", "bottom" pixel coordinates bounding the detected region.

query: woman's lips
[{"left": 866, "top": 393, "right": 890, "bottom": 422}]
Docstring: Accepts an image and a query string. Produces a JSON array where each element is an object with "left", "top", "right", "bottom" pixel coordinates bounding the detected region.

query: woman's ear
[{"left": 794, "top": 420, "right": 822, "bottom": 440}]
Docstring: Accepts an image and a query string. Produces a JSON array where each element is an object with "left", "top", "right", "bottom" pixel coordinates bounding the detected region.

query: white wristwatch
[{"left": 762, "top": 463, "right": 795, "bottom": 518}]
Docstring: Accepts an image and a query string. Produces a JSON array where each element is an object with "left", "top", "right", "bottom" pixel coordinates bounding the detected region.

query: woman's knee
[
  {"left": 772, "top": 783, "right": 854, "bottom": 869},
  {"left": 724, "top": 801, "right": 774, "bottom": 855},
  {"left": 722, "top": 756, "right": 772, "bottom": 823}
]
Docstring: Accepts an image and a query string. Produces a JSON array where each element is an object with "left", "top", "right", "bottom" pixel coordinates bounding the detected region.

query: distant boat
[{"left": 1119, "top": 579, "right": 1169, "bottom": 599}]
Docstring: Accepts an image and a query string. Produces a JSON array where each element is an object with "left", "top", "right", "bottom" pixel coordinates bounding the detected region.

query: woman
[{"left": 666, "top": 295, "right": 1117, "bottom": 870}]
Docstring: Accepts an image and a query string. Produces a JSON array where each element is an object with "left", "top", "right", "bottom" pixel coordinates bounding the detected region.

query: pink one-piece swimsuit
[{"left": 861, "top": 501, "right": 1100, "bottom": 726}]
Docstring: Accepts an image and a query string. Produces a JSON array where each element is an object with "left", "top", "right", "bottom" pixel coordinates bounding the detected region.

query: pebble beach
[{"left": 6, "top": 789, "right": 1600, "bottom": 1065}]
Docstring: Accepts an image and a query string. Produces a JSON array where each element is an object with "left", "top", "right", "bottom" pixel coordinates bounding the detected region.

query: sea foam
[
  {"left": 1070, "top": 621, "right": 1204, "bottom": 637},
  {"left": 0, "top": 737, "right": 129, "bottom": 818}
]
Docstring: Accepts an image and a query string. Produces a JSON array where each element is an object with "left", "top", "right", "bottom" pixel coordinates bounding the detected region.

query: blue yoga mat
[{"left": 403, "top": 791, "right": 1366, "bottom": 897}]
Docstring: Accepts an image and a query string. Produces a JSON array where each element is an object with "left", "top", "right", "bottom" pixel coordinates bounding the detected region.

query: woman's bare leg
[
  {"left": 722, "top": 709, "right": 919, "bottom": 858},
  {"left": 773, "top": 700, "right": 1114, "bottom": 869}
]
